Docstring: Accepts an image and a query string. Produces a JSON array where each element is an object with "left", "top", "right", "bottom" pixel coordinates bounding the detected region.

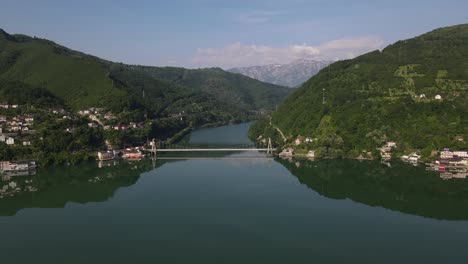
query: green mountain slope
[
  {"left": 251, "top": 24, "right": 468, "bottom": 158},
  {"left": 0, "top": 29, "right": 290, "bottom": 121}
]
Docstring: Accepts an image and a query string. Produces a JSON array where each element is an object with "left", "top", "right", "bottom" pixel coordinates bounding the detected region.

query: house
[
  {"left": 295, "top": 137, "right": 303, "bottom": 146},
  {"left": 24, "top": 117, "right": 34, "bottom": 123},
  {"left": 0, "top": 103, "right": 9, "bottom": 109},
  {"left": 23, "top": 141, "right": 31, "bottom": 146},
  {"left": 453, "top": 151, "right": 468, "bottom": 158},
  {"left": 88, "top": 123, "right": 99, "bottom": 128},
  {"left": 0, "top": 161, "right": 36, "bottom": 172},
  {"left": 306, "top": 150, "right": 315, "bottom": 158},
  {"left": 113, "top": 124, "right": 127, "bottom": 131},
  {"left": 381, "top": 151, "right": 392, "bottom": 160},
  {"left": 419, "top": 94, "right": 426, "bottom": 99},
  {"left": 6, "top": 137, "right": 14, "bottom": 145},
  {"left": 440, "top": 149, "right": 454, "bottom": 159},
  {"left": 22, "top": 126, "right": 29, "bottom": 131},
  {"left": 408, "top": 153, "right": 421, "bottom": 162},
  {"left": 78, "top": 110, "right": 90, "bottom": 116},
  {"left": 104, "top": 113, "right": 115, "bottom": 120},
  {"left": 305, "top": 137, "right": 317, "bottom": 143},
  {"left": 279, "top": 147, "right": 294, "bottom": 157},
  {"left": 386, "top": 142, "right": 397, "bottom": 148},
  {"left": 0, "top": 135, "right": 6, "bottom": 142},
  {"left": 449, "top": 158, "right": 467, "bottom": 166},
  {"left": 97, "top": 151, "right": 116, "bottom": 161},
  {"left": 455, "top": 135, "right": 464, "bottom": 142},
  {"left": 11, "top": 104, "right": 18, "bottom": 108},
  {"left": 435, "top": 94, "right": 442, "bottom": 100},
  {"left": 0, "top": 116, "right": 6, "bottom": 122}
]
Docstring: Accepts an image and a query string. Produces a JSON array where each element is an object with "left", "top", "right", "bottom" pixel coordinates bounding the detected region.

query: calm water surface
[{"left": 1, "top": 123, "right": 468, "bottom": 263}]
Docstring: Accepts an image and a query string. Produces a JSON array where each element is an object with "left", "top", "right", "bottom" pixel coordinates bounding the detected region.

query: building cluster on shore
[
  {"left": 275, "top": 134, "right": 467, "bottom": 180},
  {"left": 427, "top": 149, "right": 468, "bottom": 179},
  {"left": 0, "top": 161, "right": 36, "bottom": 181},
  {"left": 97, "top": 146, "right": 145, "bottom": 162}
]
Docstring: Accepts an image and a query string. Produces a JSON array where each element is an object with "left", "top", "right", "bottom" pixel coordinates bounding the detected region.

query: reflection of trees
[
  {"left": 277, "top": 158, "right": 468, "bottom": 220},
  {"left": 0, "top": 159, "right": 176, "bottom": 216}
]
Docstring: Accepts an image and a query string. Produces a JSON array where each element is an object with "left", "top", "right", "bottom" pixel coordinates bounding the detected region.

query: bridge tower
[
  {"left": 267, "top": 138, "right": 272, "bottom": 155},
  {"left": 151, "top": 138, "right": 157, "bottom": 157}
]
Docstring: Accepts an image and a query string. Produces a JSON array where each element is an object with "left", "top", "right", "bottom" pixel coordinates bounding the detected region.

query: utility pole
[{"left": 322, "top": 88, "right": 326, "bottom": 104}]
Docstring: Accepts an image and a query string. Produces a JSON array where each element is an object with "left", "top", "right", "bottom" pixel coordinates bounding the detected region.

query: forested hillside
[
  {"left": 0, "top": 28, "right": 290, "bottom": 123},
  {"left": 250, "top": 24, "right": 468, "bottom": 158}
]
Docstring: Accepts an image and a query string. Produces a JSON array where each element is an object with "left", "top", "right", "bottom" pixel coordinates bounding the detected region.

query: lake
[{"left": 1, "top": 122, "right": 468, "bottom": 263}]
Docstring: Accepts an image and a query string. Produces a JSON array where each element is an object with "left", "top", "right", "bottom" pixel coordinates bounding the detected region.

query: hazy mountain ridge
[{"left": 229, "top": 59, "right": 333, "bottom": 87}]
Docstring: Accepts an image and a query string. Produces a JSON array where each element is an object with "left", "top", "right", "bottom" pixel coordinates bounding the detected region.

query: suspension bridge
[{"left": 146, "top": 138, "right": 275, "bottom": 156}]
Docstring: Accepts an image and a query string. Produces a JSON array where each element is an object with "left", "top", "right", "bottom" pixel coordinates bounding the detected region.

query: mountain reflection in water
[{"left": 277, "top": 158, "right": 468, "bottom": 220}]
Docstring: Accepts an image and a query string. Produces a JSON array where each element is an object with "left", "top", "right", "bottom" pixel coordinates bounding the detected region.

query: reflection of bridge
[{"left": 147, "top": 138, "right": 275, "bottom": 156}]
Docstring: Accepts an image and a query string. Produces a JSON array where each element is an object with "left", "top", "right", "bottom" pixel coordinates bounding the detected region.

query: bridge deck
[{"left": 154, "top": 148, "right": 274, "bottom": 152}]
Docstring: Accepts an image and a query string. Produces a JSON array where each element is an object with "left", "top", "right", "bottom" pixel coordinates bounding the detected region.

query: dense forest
[
  {"left": 0, "top": 28, "right": 290, "bottom": 119},
  {"left": 250, "top": 24, "right": 468, "bottom": 159}
]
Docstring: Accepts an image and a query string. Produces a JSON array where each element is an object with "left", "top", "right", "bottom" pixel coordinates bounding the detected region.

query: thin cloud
[
  {"left": 192, "top": 36, "right": 385, "bottom": 68},
  {"left": 237, "top": 10, "right": 279, "bottom": 24}
]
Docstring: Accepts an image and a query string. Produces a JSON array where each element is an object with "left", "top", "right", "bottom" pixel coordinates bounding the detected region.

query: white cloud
[{"left": 192, "top": 36, "right": 385, "bottom": 68}]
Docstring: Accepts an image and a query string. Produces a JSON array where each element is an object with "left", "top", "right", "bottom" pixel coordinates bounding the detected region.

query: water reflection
[
  {"left": 0, "top": 159, "right": 161, "bottom": 216},
  {"left": 3, "top": 154, "right": 468, "bottom": 221},
  {"left": 277, "top": 158, "right": 468, "bottom": 221}
]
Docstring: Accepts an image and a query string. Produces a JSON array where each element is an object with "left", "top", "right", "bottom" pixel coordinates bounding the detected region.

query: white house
[
  {"left": 295, "top": 137, "right": 302, "bottom": 145},
  {"left": 453, "top": 151, "right": 468, "bottom": 158},
  {"left": 6, "top": 137, "right": 14, "bottom": 145},
  {"left": 386, "top": 142, "right": 397, "bottom": 148},
  {"left": 435, "top": 94, "right": 442, "bottom": 100},
  {"left": 408, "top": 153, "right": 420, "bottom": 162},
  {"left": 419, "top": 94, "right": 426, "bottom": 99},
  {"left": 440, "top": 149, "right": 453, "bottom": 159},
  {"left": 23, "top": 141, "right": 31, "bottom": 146},
  {"left": 279, "top": 147, "right": 294, "bottom": 157}
]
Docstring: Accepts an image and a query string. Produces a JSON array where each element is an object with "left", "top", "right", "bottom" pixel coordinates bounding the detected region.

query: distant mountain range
[{"left": 228, "top": 59, "right": 333, "bottom": 87}]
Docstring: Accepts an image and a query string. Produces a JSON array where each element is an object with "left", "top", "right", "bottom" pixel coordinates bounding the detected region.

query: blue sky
[{"left": 1, "top": 0, "right": 467, "bottom": 68}]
